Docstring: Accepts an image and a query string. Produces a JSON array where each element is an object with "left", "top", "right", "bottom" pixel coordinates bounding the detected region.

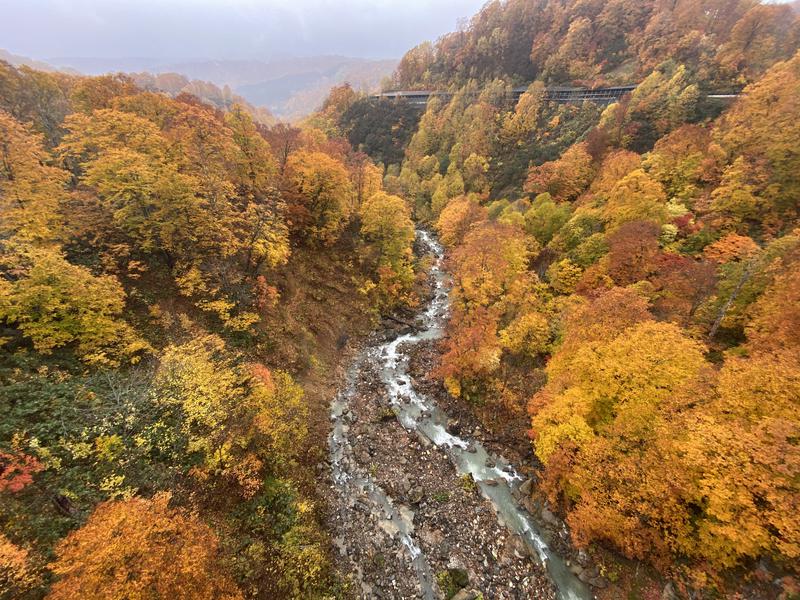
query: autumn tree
[
  {"left": 0, "top": 111, "right": 66, "bottom": 244},
  {"left": 0, "top": 247, "right": 148, "bottom": 365},
  {"left": 715, "top": 51, "right": 800, "bottom": 233},
  {"left": 498, "top": 311, "right": 551, "bottom": 359},
  {"left": 449, "top": 222, "right": 534, "bottom": 311},
  {"left": 439, "top": 222, "right": 538, "bottom": 400},
  {"left": 359, "top": 191, "right": 416, "bottom": 309},
  {"left": 708, "top": 156, "right": 771, "bottom": 233},
  {"left": 283, "top": 150, "right": 353, "bottom": 245},
  {"left": 152, "top": 335, "right": 241, "bottom": 468},
  {"left": 262, "top": 123, "right": 302, "bottom": 176},
  {"left": 224, "top": 105, "right": 278, "bottom": 199},
  {"left": 151, "top": 336, "right": 308, "bottom": 485},
  {"left": 69, "top": 74, "right": 137, "bottom": 114},
  {"left": 674, "top": 349, "right": 800, "bottom": 571},
  {"left": 435, "top": 195, "right": 488, "bottom": 247},
  {"left": 437, "top": 305, "right": 502, "bottom": 399},
  {"left": 642, "top": 124, "right": 716, "bottom": 205},
  {"left": 47, "top": 494, "right": 243, "bottom": 600},
  {"left": 530, "top": 322, "right": 709, "bottom": 562},
  {"left": 0, "top": 535, "right": 38, "bottom": 599},
  {"left": 245, "top": 365, "right": 308, "bottom": 472},
  {"left": 600, "top": 63, "right": 700, "bottom": 152},
  {"left": 650, "top": 253, "right": 717, "bottom": 327},
  {"left": 524, "top": 142, "right": 595, "bottom": 202},
  {"left": 0, "top": 451, "right": 43, "bottom": 493},
  {"left": 348, "top": 152, "right": 383, "bottom": 212},
  {"left": 555, "top": 286, "right": 653, "bottom": 353},
  {"left": 717, "top": 4, "right": 799, "bottom": 80},
  {"left": 59, "top": 109, "right": 221, "bottom": 267},
  {"left": 602, "top": 169, "right": 669, "bottom": 231},
  {"left": 587, "top": 149, "right": 642, "bottom": 197},
  {"left": 523, "top": 193, "right": 571, "bottom": 247},
  {"left": 744, "top": 265, "right": 800, "bottom": 352},
  {"left": 605, "top": 220, "right": 662, "bottom": 285}
]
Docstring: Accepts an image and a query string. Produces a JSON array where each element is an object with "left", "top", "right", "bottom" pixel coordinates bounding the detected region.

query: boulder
[
  {"left": 568, "top": 562, "right": 584, "bottom": 577},
  {"left": 541, "top": 507, "right": 559, "bottom": 527},
  {"left": 578, "top": 565, "right": 600, "bottom": 583},
  {"left": 447, "top": 419, "right": 462, "bottom": 435},
  {"left": 661, "top": 581, "right": 677, "bottom": 600},
  {"left": 588, "top": 576, "right": 610, "bottom": 589}
]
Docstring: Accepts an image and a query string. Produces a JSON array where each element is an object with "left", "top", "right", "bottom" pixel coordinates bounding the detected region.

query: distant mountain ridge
[
  {"left": 47, "top": 55, "right": 397, "bottom": 119},
  {"left": 0, "top": 48, "right": 77, "bottom": 73}
]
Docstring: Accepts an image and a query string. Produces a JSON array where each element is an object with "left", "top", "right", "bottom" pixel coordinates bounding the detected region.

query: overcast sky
[{"left": 0, "top": 0, "right": 488, "bottom": 61}]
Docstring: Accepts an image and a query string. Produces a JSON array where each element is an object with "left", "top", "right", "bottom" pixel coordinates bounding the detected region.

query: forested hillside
[
  {"left": 2, "top": 0, "right": 800, "bottom": 597},
  {"left": 331, "top": 0, "right": 800, "bottom": 595},
  {"left": 390, "top": 0, "right": 800, "bottom": 89},
  {"left": 0, "top": 60, "right": 417, "bottom": 599}
]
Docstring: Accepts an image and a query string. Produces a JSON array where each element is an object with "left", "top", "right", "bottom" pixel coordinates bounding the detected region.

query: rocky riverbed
[{"left": 323, "top": 231, "right": 592, "bottom": 600}]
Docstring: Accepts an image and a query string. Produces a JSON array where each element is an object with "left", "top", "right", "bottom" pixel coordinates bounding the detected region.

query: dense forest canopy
[
  {"left": 0, "top": 57, "right": 417, "bottom": 599},
  {"left": 389, "top": 0, "right": 800, "bottom": 90},
  {"left": 1, "top": 0, "right": 800, "bottom": 597},
  {"left": 328, "top": 0, "right": 800, "bottom": 593}
]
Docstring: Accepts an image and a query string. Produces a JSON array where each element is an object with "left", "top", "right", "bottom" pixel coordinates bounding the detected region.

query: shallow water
[{"left": 330, "top": 229, "right": 591, "bottom": 600}]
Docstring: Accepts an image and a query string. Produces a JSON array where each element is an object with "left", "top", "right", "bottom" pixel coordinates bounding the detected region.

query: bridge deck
[
  {"left": 372, "top": 84, "right": 739, "bottom": 106},
  {"left": 372, "top": 84, "right": 638, "bottom": 105}
]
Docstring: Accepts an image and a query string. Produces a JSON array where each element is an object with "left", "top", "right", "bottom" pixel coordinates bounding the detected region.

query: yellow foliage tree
[
  {"left": 359, "top": 191, "right": 416, "bottom": 310},
  {"left": 602, "top": 169, "right": 669, "bottom": 230},
  {"left": 283, "top": 150, "right": 353, "bottom": 245},
  {"left": 0, "top": 247, "right": 148, "bottom": 365},
  {"left": 435, "top": 195, "right": 488, "bottom": 247},
  {"left": 0, "top": 111, "right": 66, "bottom": 244}
]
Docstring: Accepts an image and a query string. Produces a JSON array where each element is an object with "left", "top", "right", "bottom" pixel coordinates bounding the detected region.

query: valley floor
[{"left": 323, "top": 234, "right": 586, "bottom": 600}]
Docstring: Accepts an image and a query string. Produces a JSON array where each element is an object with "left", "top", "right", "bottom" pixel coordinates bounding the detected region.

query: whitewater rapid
[{"left": 329, "top": 230, "right": 590, "bottom": 600}]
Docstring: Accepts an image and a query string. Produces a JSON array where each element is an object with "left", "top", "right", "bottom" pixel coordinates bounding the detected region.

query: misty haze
[{"left": 0, "top": 0, "right": 485, "bottom": 118}]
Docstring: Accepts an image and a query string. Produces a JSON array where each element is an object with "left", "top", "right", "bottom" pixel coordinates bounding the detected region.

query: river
[{"left": 328, "top": 230, "right": 591, "bottom": 600}]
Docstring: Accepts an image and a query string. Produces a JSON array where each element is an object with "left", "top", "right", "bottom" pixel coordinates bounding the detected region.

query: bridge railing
[
  {"left": 372, "top": 84, "right": 738, "bottom": 106},
  {"left": 372, "top": 84, "right": 639, "bottom": 106}
]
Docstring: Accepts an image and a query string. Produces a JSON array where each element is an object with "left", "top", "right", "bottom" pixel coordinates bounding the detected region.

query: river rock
[
  {"left": 519, "top": 478, "right": 533, "bottom": 497},
  {"left": 588, "top": 575, "right": 610, "bottom": 589},
  {"left": 541, "top": 507, "right": 559, "bottom": 527},
  {"left": 447, "top": 419, "right": 462, "bottom": 434},
  {"left": 662, "top": 581, "right": 678, "bottom": 600},
  {"left": 521, "top": 495, "right": 536, "bottom": 514},
  {"left": 409, "top": 486, "right": 425, "bottom": 504},
  {"left": 578, "top": 565, "right": 600, "bottom": 583}
]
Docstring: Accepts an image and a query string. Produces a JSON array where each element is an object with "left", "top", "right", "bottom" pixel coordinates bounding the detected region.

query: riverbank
[{"left": 323, "top": 231, "right": 592, "bottom": 599}]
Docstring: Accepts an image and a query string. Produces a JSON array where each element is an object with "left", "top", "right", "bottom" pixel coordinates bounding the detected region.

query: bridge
[
  {"left": 372, "top": 84, "right": 739, "bottom": 106},
  {"left": 372, "top": 85, "right": 637, "bottom": 106}
]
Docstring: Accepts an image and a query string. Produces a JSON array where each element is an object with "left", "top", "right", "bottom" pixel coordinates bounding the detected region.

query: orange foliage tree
[{"left": 47, "top": 494, "right": 243, "bottom": 600}]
